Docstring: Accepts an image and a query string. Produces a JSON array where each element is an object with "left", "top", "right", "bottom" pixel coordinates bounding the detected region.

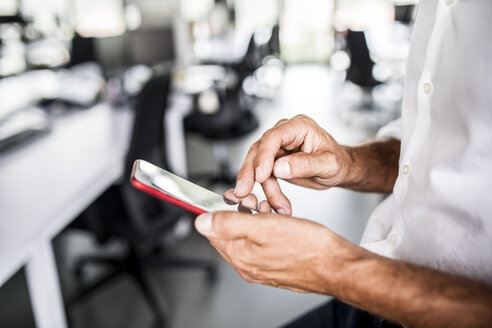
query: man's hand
[
  {"left": 229, "top": 115, "right": 401, "bottom": 215},
  {"left": 231, "top": 115, "right": 355, "bottom": 215},
  {"left": 194, "top": 210, "right": 362, "bottom": 294},
  {"left": 196, "top": 211, "right": 492, "bottom": 328}
]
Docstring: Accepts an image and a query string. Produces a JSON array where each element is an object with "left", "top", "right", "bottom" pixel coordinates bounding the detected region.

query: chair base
[{"left": 68, "top": 245, "right": 217, "bottom": 328}]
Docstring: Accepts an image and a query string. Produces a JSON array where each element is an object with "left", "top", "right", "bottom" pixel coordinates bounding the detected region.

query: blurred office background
[{"left": 0, "top": 0, "right": 417, "bottom": 327}]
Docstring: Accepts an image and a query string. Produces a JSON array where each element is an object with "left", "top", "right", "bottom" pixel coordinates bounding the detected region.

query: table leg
[{"left": 25, "top": 240, "right": 67, "bottom": 328}]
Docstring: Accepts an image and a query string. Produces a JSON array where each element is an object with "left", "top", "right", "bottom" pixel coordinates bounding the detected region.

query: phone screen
[{"left": 131, "top": 160, "right": 250, "bottom": 215}]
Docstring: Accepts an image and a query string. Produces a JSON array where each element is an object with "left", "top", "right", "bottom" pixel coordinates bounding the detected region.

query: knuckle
[
  {"left": 325, "top": 153, "right": 340, "bottom": 172},
  {"left": 259, "top": 200, "right": 272, "bottom": 213},
  {"left": 266, "top": 194, "right": 283, "bottom": 208},
  {"left": 274, "top": 118, "right": 288, "bottom": 127},
  {"left": 293, "top": 114, "right": 314, "bottom": 125},
  {"left": 240, "top": 195, "right": 257, "bottom": 209},
  {"left": 293, "top": 114, "right": 310, "bottom": 122},
  {"left": 236, "top": 165, "right": 252, "bottom": 181},
  {"left": 261, "top": 128, "right": 275, "bottom": 139},
  {"left": 239, "top": 272, "right": 255, "bottom": 283},
  {"left": 242, "top": 145, "right": 259, "bottom": 165},
  {"left": 234, "top": 253, "right": 250, "bottom": 272},
  {"left": 249, "top": 141, "right": 260, "bottom": 152}
]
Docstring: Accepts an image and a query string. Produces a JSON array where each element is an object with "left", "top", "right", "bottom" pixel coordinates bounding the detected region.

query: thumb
[
  {"left": 273, "top": 151, "right": 335, "bottom": 180},
  {"left": 195, "top": 211, "right": 259, "bottom": 241}
]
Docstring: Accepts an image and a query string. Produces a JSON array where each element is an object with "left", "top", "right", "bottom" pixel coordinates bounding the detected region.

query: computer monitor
[
  {"left": 95, "top": 27, "right": 176, "bottom": 76},
  {"left": 68, "top": 0, "right": 176, "bottom": 76},
  {"left": 129, "top": 28, "right": 175, "bottom": 66}
]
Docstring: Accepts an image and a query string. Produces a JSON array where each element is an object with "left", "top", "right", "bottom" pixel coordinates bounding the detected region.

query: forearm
[
  {"left": 339, "top": 138, "right": 400, "bottom": 193},
  {"left": 330, "top": 248, "right": 492, "bottom": 328}
]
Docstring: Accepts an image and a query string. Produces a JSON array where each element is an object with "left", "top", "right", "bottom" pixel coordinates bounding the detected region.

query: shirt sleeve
[{"left": 376, "top": 117, "right": 402, "bottom": 140}]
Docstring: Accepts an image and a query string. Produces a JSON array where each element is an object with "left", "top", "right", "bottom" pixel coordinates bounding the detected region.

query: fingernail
[
  {"left": 255, "top": 166, "right": 265, "bottom": 181},
  {"left": 195, "top": 213, "right": 213, "bottom": 235},
  {"left": 274, "top": 160, "right": 291, "bottom": 178},
  {"left": 277, "top": 208, "right": 286, "bottom": 215},
  {"left": 238, "top": 205, "right": 252, "bottom": 213},
  {"left": 241, "top": 197, "right": 256, "bottom": 210},
  {"left": 223, "top": 197, "right": 237, "bottom": 205},
  {"left": 234, "top": 180, "right": 245, "bottom": 195}
]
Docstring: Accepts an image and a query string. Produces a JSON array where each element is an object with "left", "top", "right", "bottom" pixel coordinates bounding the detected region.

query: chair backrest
[
  {"left": 69, "top": 33, "right": 97, "bottom": 67},
  {"left": 345, "top": 29, "right": 379, "bottom": 89},
  {"left": 394, "top": 5, "right": 415, "bottom": 25},
  {"left": 121, "top": 73, "right": 181, "bottom": 239},
  {"left": 125, "top": 73, "right": 171, "bottom": 176},
  {"left": 240, "top": 25, "right": 280, "bottom": 81}
]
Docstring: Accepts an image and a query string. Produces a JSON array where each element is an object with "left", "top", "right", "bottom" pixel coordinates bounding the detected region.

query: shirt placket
[{"left": 388, "top": 0, "right": 455, "bottom": 251}]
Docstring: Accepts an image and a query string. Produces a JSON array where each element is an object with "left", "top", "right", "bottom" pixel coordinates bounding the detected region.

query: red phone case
[{"left": 130, "top": 176, "right": 207, "bottom": 215}]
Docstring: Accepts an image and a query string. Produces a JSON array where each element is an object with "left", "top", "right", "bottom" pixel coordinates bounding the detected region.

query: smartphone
[{"left": 131, "top": 159, "right": 253, "bottom": 215}]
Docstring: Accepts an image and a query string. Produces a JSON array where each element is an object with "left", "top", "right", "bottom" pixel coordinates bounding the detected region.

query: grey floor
[{"left": 0, "top": 65, "right": 398, "bottom": 328}]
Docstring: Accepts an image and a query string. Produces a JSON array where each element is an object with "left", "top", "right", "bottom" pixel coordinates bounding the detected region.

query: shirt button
[
  {"left": 388, "top": 232, "right": 398, "bottom": 245},
  {"left": 423, "top": 82, "right": 433, "bottom": 95},
  {"left": 402, "top": 164, "right": 411, "bottom": 175},
  {"left": 444, "top": 0, "right": 456, "bottom": 6}
]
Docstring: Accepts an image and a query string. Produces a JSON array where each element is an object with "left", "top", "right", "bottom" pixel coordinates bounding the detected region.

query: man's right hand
[{"left": 227, "top": 115, "right": 356, "bottom": 216}]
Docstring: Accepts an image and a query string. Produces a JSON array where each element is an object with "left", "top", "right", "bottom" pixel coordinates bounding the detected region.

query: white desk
[{"left": 0, "top": 103, "right": 133, "bottom": 328}]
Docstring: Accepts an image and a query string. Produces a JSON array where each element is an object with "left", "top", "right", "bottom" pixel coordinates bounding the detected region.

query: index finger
[
  {"left": 234, "top": 119, "right": 290, "bottom": 197},
  {"left": 254, "top": 119, "right": 309, "bottom": 182},
  {"left": 234, "top": 141, "right": 259, "bottom": 198}
]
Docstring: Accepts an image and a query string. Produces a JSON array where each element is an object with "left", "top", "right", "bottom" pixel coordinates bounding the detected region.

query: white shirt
[{"left": 360, "top": 0, "right": 492, "bottom": 284}]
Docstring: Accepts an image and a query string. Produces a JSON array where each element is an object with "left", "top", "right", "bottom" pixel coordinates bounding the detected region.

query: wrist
[
  {"left": 315, "top": 230, "right": 373, "bottom": 297},
  {"left": 337, "top": 146, "right": 362, "bottom": 188},
  {"left": 335, "top": 247, "right": 379, "bottom": 304}
]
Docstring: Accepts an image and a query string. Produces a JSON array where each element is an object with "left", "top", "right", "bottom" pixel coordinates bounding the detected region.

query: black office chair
[
  {"left": 183, "top": 26, "right": 281, "bottom": 186},
  {"left": 68, "top": 33, "right": 97, "bottom": 68},
  {"left": 184, "top": 88, "right": 259, "bottom": 186},
  {"left": 201, "top": 24, "right": 280, "bottom": 91},
  {"left": 345, "top": 29, "right": 381, "bottom": 90},
  {"left": 67, "top": 73, "right": 217, "bottom": 328},
  {"left": 394, "top": 5, "right": 416, "bottom": 25}
]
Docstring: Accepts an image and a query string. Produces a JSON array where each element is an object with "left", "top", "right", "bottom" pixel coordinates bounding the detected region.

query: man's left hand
[{"left": 194, "top": 211, "right": 362, "bottom": 294}]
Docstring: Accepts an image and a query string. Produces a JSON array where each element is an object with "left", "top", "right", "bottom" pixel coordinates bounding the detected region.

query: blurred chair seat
[{"left": 184, "top": 90, "right": 258, "bottom": 186}]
